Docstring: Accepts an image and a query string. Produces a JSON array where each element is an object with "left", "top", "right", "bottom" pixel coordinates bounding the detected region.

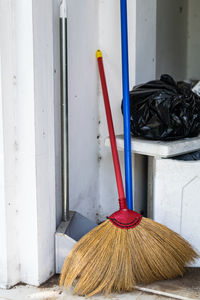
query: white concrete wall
[
  {"left": 156, "top": 0, "right": 188, "bottom": 80},
  {"left": 187, "top": 0, "right": 200, "bottom": 80},
  {"left": 156, "top": 0, "right": 200, "bottom": 80},
  {"left": 136, "top": 0, "right": 157, "bottom": 84},
  {"left": 66, "top": 0, "right": 100, "bottom": 222},
  {"left": 53, "top": 0, "right": 100, "bottom": 226}
]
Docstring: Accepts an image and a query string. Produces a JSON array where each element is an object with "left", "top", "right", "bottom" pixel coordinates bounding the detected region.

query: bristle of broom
[{"left": 60, "top": 218, "right": 198, "bottom": 297}]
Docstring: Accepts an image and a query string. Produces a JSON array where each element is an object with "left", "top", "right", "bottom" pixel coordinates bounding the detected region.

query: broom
[
  {"left": 60, "top": 0, "right": 197, "bottom": 295},
  {"left": 59, "top": 50, "right": 197, "bottom": 297}
]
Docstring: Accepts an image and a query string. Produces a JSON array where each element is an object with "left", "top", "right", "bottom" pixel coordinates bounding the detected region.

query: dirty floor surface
[
  {"left": 0, "top": 269, "right": 199, "bottom": 300},
  {"left": 135, "top": 268, "right": 200, "bottom": 300}
]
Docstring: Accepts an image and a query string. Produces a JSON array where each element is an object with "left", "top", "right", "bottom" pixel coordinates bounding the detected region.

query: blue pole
[{"left": 120, "top": 0, "right": 133, "bottom": 210}]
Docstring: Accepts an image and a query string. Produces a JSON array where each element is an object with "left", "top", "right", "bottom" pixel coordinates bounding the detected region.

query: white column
[
  {"left": 15, "top": 0, "right": 56, "bottom": 286},
  {"left": 0, "top": 1, "right": 20, "bottom": 288},
  {"left": 0, "top": 0, "right": 56, "bottom": 287}
]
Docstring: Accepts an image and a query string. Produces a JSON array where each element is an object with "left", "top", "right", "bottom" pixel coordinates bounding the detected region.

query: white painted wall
[
  {"left": 187, "top": 0, "right": 200, "bottom": 80},
  {"left": 98, "top": 0, "right": 156, "bottom": 219},
  {"left": 136, "top": 0, "right": 157, "bottom": 84},
  {"left": 98, "top": 0, "right": 136, "bottom": 220},
  {"left": 156, "top": 0, "right": 200, "bottom": 80},
  {"left": 53, "top": 0, "right": 100, "bottom": 225},
  {"left": 66, "top": 0, "right": 100, "bottom": 222},
  {"left": 98, "top": 0, "right": 128, "bottom": 220},
  {"left": 156, "top": 0, "right": 188, "bottom": 80}
]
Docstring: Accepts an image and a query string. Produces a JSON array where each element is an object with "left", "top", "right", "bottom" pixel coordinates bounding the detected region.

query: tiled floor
[{"left": 0, "top": 269, "right": 199, "bottom": 300}]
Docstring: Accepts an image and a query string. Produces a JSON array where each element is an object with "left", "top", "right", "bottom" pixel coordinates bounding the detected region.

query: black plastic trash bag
[
  {"left": 172, "top": 150, "right": 200, "bottom": 161},
  {"left": 123, "top": 74, "right": 200, "bottom": 141}
]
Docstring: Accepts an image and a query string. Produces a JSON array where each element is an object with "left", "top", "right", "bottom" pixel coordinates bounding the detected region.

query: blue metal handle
[{"left": 120, "top": 0, "right": 133, "bottom": 210}]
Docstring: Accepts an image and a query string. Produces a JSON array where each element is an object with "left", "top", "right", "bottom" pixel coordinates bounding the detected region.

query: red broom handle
[{"left": 97, "top": 50, "right": 127, "bottom": 209}]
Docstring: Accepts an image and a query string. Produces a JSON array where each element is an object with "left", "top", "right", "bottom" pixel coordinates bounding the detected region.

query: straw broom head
[{"left": 60, "top": 210, "right": 198, "bottom": 297}]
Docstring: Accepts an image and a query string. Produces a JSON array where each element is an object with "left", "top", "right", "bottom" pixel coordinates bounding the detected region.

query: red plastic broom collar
[{"left": 96, "top": 50, "right": 142, "bottom": 229}]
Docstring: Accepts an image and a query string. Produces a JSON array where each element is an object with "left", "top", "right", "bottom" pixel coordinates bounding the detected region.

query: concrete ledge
[{"left": 105, "top": 135, "right": 200, "bottom": 158}]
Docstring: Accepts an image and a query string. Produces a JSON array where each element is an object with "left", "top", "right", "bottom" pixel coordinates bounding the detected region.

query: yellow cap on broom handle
[{"left": 96, "top": 49, "right": 102, "bottom": 59}]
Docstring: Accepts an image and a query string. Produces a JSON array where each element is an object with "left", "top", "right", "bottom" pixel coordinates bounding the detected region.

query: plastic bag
[
  {"left": 124, "top": 74, "right": 200, "bottom": 141},
  {"left": 172, "top": 150, "right": 200, "bottom": 161}
]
